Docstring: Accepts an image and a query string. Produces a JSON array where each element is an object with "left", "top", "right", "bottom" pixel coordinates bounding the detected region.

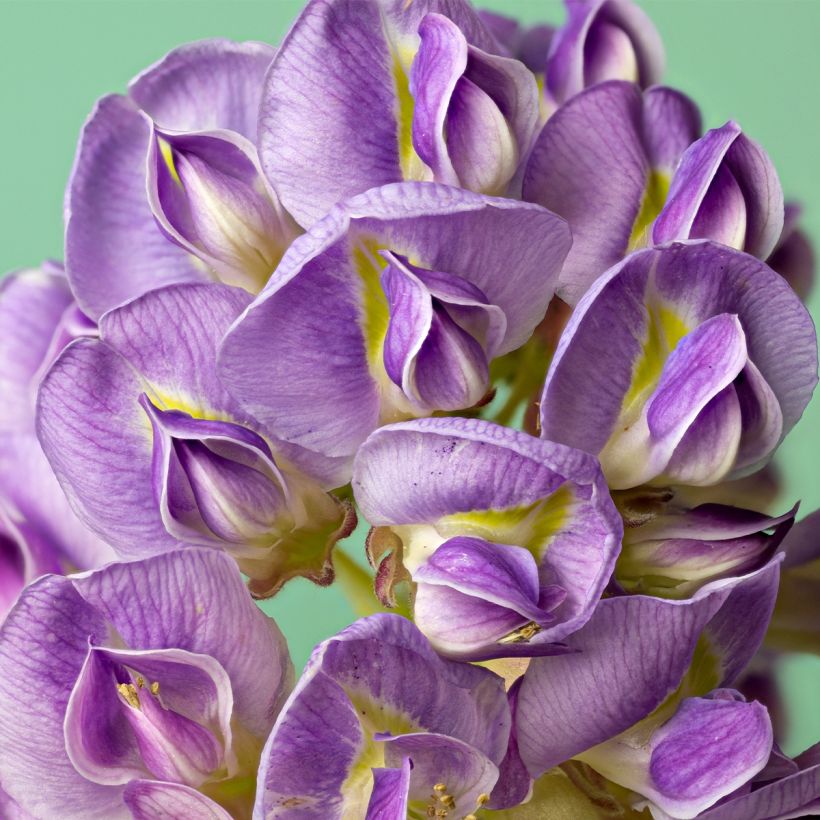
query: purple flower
[
  {"left": 545, "top": 0, "right": 665, "bottom": 108},
  {"left": 652, "top": 121, "right": 784, "bottom": 260},
  {"left": 0, "top": 265, "right": 113, "bottom": 619},
  {"left": 615, "top": 496, "right": 796, "bottom": 598},
  {"left": 580, "top": 688, "right": 774, "bottom": 819},
  {"left": 146, "top": 128, "right": 299, "bottom": 294},
  {"left": 0, "top": 548, "right": 293, "bottom": 819},
  {"left": 351, "top": 417, "right": 621, "bottom": 660},
  {"left": 539, "top": 242, "right": 818, "bottom": 490},
  {"left": 64, "top": 39, "right": 298, "bottom": 320},
  {"left": 524, "top": 80, "right": 701, "bottom": 303},
  {"left": 516, "top": 557, "right": 781, "bottom": 779},
  {"left": 36, "top": 283, "right": 355, "bottom": 597},
  {"left": 260, "top": 0, "right": 539, "bottom": 225},
  {"left": 219, "top": 182, "right": 571, "bottom": 472},
  {"left": 254, "top": 613, "right": 509, "bottom": 818}
]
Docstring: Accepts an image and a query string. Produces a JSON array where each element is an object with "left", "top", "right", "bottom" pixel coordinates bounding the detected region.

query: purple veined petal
[
  {"left": 697, "top": 762, "right": 820, "bottom": 820},
  {"left": 411, "top": 537, "right": 565, "bottom": 658},
  {"left": 523, "top": 81, "right": 649, "bottom": 305},
  {"left": 36, "top": 337, "right": 174, "bottom": 556},
  {"left": 64, "top": 645, "right": 232, "bottom": 787},
  {"left": 516, "top": 558, "right": 781, "bottom": 776},
  {"left": 486, "top": 679, "right": 533, "bottom": 811},
  {"left": 139, "top": 395, "right": 290, "bottom": 546},
  {"left": 646, "top": 695, "right": 772, "bottom": 818},
  {"left": 255, "top": 614, "right": 509, "bottom": 819},
  {"left": 65, "top": 95, "right": 203, "bottom": 320},
  {"left": 72, "top": 549, "right": 293, "bottom": 738},
  {"left": 653, "top": 122, "right": 784, "bottom": 259},
  {"left": 645, "top": 314, "right": 746, "bottom": 455},
  {"left": 597, "top": 312, "right": 748, "bottom": 489},
  {"left": 642, "top": 85, "right": 702, "bottom": 172},
  {"left": 128, "top": 39, "right": 275, "bottom": 140},
  {"left": 0, "top": 266, "right": 75, "bottom": 431},
  {"left": 219, "top": 182, "right": 570, "bottom": 464},
  {"left": 0, "top": 497, "right": 62, "bottom": 622},
  {"left": 124, "top": 780, "right": 233, "bottom": 820},
  {"left": 731, "top": 358, "right": 784, "bottom": 474},
  {"left": 0, "top": 434, "right": 116, "bottom": 573},
  {"left": 412, "top": 14, "right": 539, "bottom": 196},
  {"left": 382, "top": 733, "right": 499, "bottom": 816},
  {"left": 546, "top": 0, "right": 664, "bottom": 106},
  {"left": 352, "top": 417, "right": 621, "bottom": 655},
  {"left": 411, "top": 13, "right": 468, "bottom": 187},
  {"left": 661, "top": 386, "right": 743, "bottom": 487},
  {"left": 652, "top": 121, "right": 740, "bottom": 245},
  {"left": 99, "top": 282, "right": 253, "bottom": 421},
  {"left": 540, "top": 242, "right": 818, "bottom": 485},
  {"left": 366, "top": 758, "right": 411, "bottom": 820},
  {"left": 147, "top": 127, "right": 299, "bottom": 293},
  {"left": 617, "top": 502, "right": 796, "bottom": 598},
  {"left": 258, "top": 0, "right": 496, "bottom": 226},
  {"left": 0, "top": 576, "right": 119, "bottom": 819}
]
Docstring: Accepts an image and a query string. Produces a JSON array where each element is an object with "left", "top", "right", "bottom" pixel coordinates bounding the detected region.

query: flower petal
[
  {"left": 128, "top": 39, "right": 274, "bottom": 140},
  {"left": 123, "top": 780, "right": 233, "bottom": 820},
  {"left": 65, "top": 95, "right": 201, "bottom": 319}
]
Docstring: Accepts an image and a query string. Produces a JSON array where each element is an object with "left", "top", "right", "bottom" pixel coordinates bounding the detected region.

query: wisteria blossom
[
  {"left": 540, "top": 241, "right": 818, "bottom": 489},
  {"left": 0, "top": 549, "right": 293, "bottom": 819},
  {"left": 65, "top": 39, "right": 297, "bottom": 319},
  {"left": 0, "top": 264, "right": 113, "bottom": 618},
  {"left": 352, "top": 417, "right": 620, "bottom": 660},
  {"left": 220, "top": 182, "right": 570, "bottom": 471},
  {"left": 255, "top": 614, "right": 509, "bottom": 817},
  {"left": 37, "top": 284, "right": 354, "bottom": 596}
]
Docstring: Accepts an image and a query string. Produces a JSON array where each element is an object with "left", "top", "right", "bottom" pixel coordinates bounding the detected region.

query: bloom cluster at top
[{"left": 1, "top": 1, "right": 819, "bottom": 818}]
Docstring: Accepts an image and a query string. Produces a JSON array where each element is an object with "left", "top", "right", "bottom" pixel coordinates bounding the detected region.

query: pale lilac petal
[
  {"left": 352, "top": 417, "right": 621, "bottom": 655},
  {"left": 646, "top": 695, "right": 772, "bottom": 818},
  {"left": 642, "top": 85, "right": 702, "bottom": 171},
  {"left": 540, "top": 242, "right": 818, "bottom": 482},
  {"left": 0, "top": 267, "right": 74, "bottom": 430},
  {"left": 523, "top": 81, "right": 648, "bottom": 304},
  {"left": 546, "top": 0, "right": 664, "bottom": 104},
  {"left": 382, "top": 733, "right": 499, "bottom": 811},
  {"left": 128, "top": 39, "right": 275, "bottom": 139},
  {"left": 72, "top": 549, "right": 292, "bottom": 737},
  {"left": 366, "top": 758, "right": 411, "bottom": 820},
  {"left": 516, "top": 559, "right": 780, "bottom": 776},
  {"left": 0, "top": 576, "right": 119, "bottom": 819},
  {"left": 258, "top": 0, "right": 494, "bottom": 225},
  {"left": 220, "top": 183, "right": 570, "bottom": 462},
  {"left": 65, "top": 95, "right": 202, "bottom": 319},
  {"left": 124, "top": 780, "right": 233, "bottom": 820}
]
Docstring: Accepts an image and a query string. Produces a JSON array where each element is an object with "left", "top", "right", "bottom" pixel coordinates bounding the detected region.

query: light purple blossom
[
  {"left": 254, "top": 613, "right": 509, "bottom": 818},
  {"left": 352, "top": 417, "right": 621, "bottom": 660},
  {"left": 0, "top": 549, "right": 293, "bottom": 819},
  {"left": 36, "top": 283, "right": 355, "bottom": 597},
  {"left": 219, "top": 182, "right": 571, "bottom": 473},
  {"left": 65, "top": 39, "right": 294, "bottom": 319},
  {"left": 0, "top": 264, "right": 113, "bottom": 619},
  {"left": 540, "top": 242, "right": 818, "bottom": 490},
  {"left": 545, "top": 0, "right": 665, "bottom": 108},
  {"left": 259, "top": 0, "right": 539, "bottom": 226}
]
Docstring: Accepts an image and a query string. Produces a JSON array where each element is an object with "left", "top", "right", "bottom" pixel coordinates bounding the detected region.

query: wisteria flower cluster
[{"left": 1, "top": 1, "right": 819, "bottom": 818}]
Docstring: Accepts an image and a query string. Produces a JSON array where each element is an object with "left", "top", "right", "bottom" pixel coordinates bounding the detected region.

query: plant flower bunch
[{"left": 1, "top": 1, "right": 819, "bottom": 818}]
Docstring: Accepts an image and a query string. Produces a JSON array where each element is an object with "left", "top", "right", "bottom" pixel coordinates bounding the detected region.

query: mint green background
[{"left": 1, "top": 0, "right": 818, "bottom": 752}]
